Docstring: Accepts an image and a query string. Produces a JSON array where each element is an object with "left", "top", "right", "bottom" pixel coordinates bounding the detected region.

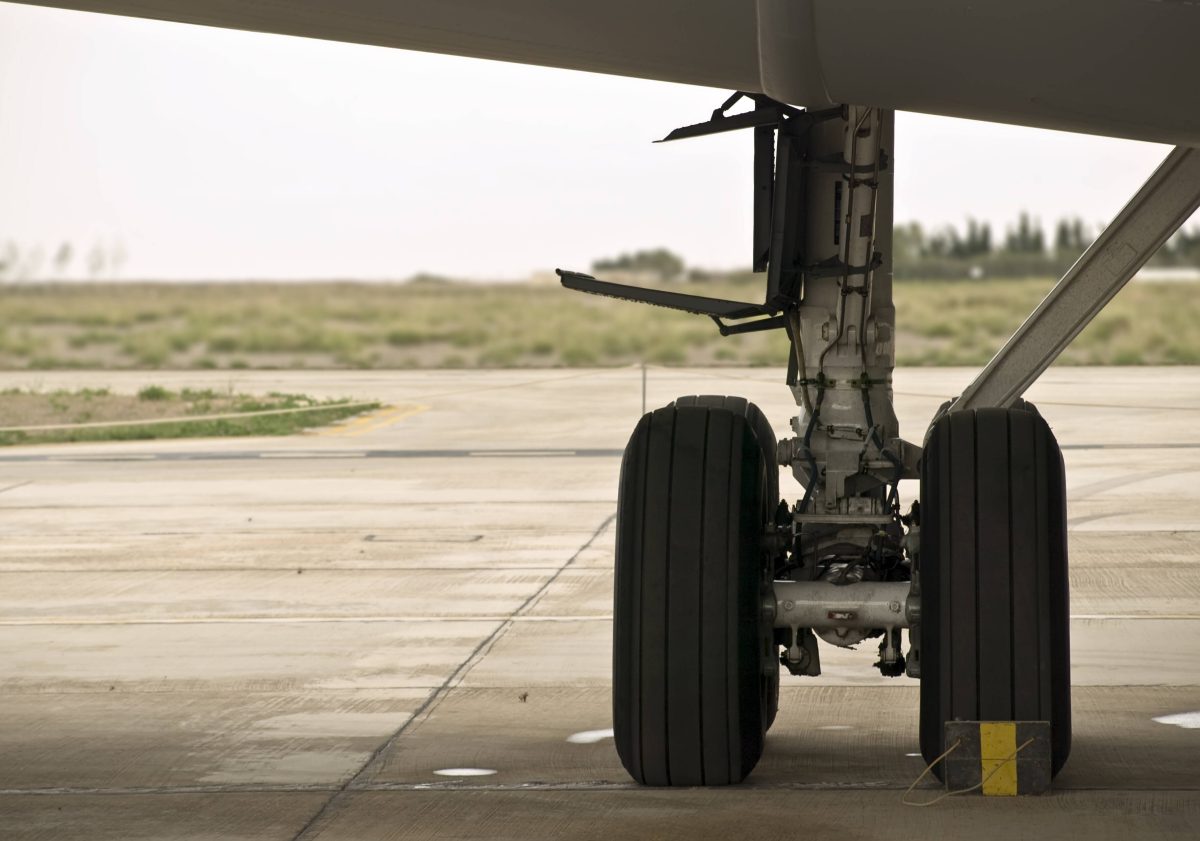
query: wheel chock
[{"left": 942, "top": 721, "right": 1052, "bottom": 796}]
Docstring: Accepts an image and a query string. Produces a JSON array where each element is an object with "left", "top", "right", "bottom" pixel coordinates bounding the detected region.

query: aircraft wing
[{"left": 11, "top": 1, "right": 1200, "bottom": 146}]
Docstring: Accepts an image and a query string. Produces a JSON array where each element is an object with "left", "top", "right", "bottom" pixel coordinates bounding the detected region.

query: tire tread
[
  {"left": 614, "top": 399, "right": 777, "bottom": 786},
  {"left": 919, "top": 403, "right": 1071, "bottom": 778}
]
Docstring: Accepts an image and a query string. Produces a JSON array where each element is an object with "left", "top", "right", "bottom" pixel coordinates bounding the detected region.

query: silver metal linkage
[
  {"left": 773, "top": 580, "right": 917, "bottom": 678},
  {"left": 773, "top": 581, "right": 915, "bottom": 633}
]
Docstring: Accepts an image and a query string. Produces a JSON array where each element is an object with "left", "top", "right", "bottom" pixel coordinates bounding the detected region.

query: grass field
[
  {"left": 1, "top": 277, "right": 1197, "bottom": 369},
  {"left": 0, "top": 386, "right": 379, "bottom": 446}
]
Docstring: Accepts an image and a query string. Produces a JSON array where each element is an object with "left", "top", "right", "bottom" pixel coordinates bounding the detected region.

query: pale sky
[{"left": 0, "top": 2, "right": 1185, "bottom": 280}]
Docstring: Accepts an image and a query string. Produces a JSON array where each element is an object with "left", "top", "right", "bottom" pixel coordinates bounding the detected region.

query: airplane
[{"left": 14, "top": 0, "right": 1200, "bottom": 788}]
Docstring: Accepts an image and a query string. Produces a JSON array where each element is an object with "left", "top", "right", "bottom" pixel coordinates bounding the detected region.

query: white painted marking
[
  {"left": 905, "top": 752, "right": 922, "bottom": 757},
  {"left": 259, "top": 451, "right": 366, "bottom": 459},
  {"left": 0, "top": 615, "right": 610, "bottom": 627},
  {"left": 1152, "top": 711, "right": 1200, "bottom": 729},
  {"left": 434, "top": 768, "right": 497, "bottom": 777},
  {"left": 1071, "top": 614, "right": 1200, "bottom": 620},
  {"left": 567, "top": 728, "right": 614, "bottom": 744},
  {"left": 468, "top": 450, "right": 577, "bottom": 457},
  {"left": 50, "top": 454, "right": 156, "bottom": 461}
]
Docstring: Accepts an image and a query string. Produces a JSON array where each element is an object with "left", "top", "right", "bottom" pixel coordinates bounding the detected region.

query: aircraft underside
[{"left": 13, "top": 1, "right": 1200, "bottom": 146}]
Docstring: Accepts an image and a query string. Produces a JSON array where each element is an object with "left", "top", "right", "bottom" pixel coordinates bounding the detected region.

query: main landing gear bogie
[{"left": 612, "top": 396, "right": 1073, "bottom": 787}]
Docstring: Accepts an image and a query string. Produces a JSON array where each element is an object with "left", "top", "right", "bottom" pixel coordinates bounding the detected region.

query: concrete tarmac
[{"left": 0, "top": 367, "right": 1197, "bottom": 839}]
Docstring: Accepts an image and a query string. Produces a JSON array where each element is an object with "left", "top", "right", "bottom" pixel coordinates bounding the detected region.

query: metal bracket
[
  {"left": 954, "top": 145, "right": 1200, "bottom": 412},
  {"left": 654, "top": 91, "right": 806, "bottom": 143},
  {"left": 556, "top": 270, "right": 778, "bottom": 321},
  {"left": 558, "top": 90, "right": 829, "bottom": 337},
  {"left": 712, "top": 314, "right": 789, "bottom": 336},
  {"left": 654, "top": 91, "right": 838, "bottom": 145}
]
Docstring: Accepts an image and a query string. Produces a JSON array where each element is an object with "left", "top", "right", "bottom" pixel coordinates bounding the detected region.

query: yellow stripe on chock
[{"left": 979, "top": 721, "right": 1019, "bottom": 796}]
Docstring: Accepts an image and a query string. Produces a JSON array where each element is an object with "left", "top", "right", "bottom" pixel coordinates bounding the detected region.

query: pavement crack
[{"left": 287, "top": 511, "right": 617, "bottom": 841}]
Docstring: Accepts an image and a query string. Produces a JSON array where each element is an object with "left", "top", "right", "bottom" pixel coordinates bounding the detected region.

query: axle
[
  {"left": 772, "top": 580, "right": 915, "bottom": 632},
  {"left": 770, "top": 579, "right": 914, "bottom": 679}
]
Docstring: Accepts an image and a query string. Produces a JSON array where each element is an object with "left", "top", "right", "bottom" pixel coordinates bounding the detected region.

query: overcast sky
[{"left": 0, "top": 2, "right": 1186, "bottom": 280}]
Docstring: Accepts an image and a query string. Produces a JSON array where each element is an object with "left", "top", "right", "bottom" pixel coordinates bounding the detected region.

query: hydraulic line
[
  {"left": 798, "top": 374, "right": 826, "bottom": 513},
  {"left": 787, "top": 309, "right": 814, "bottom": 415}
]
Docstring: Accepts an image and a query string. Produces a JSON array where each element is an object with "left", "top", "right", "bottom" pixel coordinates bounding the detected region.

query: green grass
[
  {"left": 0, "top": 386, "right": 380, "bottom": 446},
  {"left": 0, "top": 277, "right": 1196, "bottom": 369}
]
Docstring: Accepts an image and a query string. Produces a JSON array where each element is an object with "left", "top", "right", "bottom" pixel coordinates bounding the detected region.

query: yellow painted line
[
  {"left": 321, "top": 409, "right": 387, "bottom": 437},
  {"left": 319, "top": 404, "right": 430, "bottom": 437},
  {"left": 980, "top": 722, "right": 1019, "bottom": 796},
  {"left": 344, "top": 404, "right": 429, "bottom": 437}
]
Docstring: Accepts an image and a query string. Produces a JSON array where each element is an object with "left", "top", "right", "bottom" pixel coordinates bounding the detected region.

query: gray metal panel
[
  {"left": 9, "top": 0, "right": 763, "bottom": 92},
  {"left": 12, "top": 0, "right": 1200, "bottom": 145},
  {"left": 793, "top": 0, "right": 1200, "bottom": 146}
]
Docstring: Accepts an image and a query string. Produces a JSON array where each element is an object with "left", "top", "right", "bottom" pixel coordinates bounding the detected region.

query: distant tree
[
  {"left": 948, "top": 223, "right": 970, "bottom": 258},
  {"left": 109, "top": 240, "right": 128, "bottom": 278},
  {"left": 0, "top": 241, "right": 18, "bottom": 280},
  {"left": 1004, "top": 212, "right": 1045, "bottom": 254},
  {"left": 53, "top": 242, "right": 73, "bottom": 276},
  {"left": 892, "top": 222, "right": 926, "bottom": 264},
  {"left": 87, "top": 242, "right": 107, "bottom": 278},
  {"left": 592, "top": 248, "right": 686, "bottom": 281},
  {"left": 1072, "top": 218, "right": 1087, "bottom": 250},
  {"left": 1053, "top": 219, "right": 1071, "bottom": 253},
  {"left": 924, "top": 226, "right": 961, "bottom": 259},
  {"left": 961, "top": 218, "right": 992, "bottom": 257},
  {"left": 891, "top": 213, "right": 1198, "bottom": 279},
  {"left": 1156, "top": 225, "right": 1200, "bottom": 268},
  {"left": 406, "top": 273, "right": 453, "bottom": 286},
  {"left": 1054, "top": 217, "right": 1089, "bottom": 253},
  {"left": 1181, "top": 227, "right": 1200, "bottom": 265},
  {"left": 17, "top": 245, "right": 45, "bottom": 281}
]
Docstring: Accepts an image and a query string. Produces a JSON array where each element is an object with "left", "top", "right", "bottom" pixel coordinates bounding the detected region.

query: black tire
[
  {"left": 673, "top": 396, "right": 779, "bottom": 508},
  {"left": 613, "top": 399, "right": 780, "bottom": 786},
  {"left": 672, "top": 395, "right": 781, "bottom": 730},
  {"left": 919, "top": 404, "right": 1071, "bottom": 778}
]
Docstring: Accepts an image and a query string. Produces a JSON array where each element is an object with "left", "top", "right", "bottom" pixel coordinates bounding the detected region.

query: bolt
[
  {"left": 783, "top": 600, "right": 795, "bottom": 612},
  {"left": 888, "top": 600, "right": 901, "bottom": 613}
]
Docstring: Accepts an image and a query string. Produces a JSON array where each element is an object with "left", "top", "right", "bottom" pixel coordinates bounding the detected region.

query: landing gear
[
  {"left": 563, "top": 89, "right": 1196, "bottom": 789},
  {"left": 612, "top": 398, "right": 780, "bottom": 785},
  {"left": 918, "top": 404, "right": 1072, "bottom": 777},
  {"left": 581, "top": 96, "right": 907, "bottom": 788}
]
